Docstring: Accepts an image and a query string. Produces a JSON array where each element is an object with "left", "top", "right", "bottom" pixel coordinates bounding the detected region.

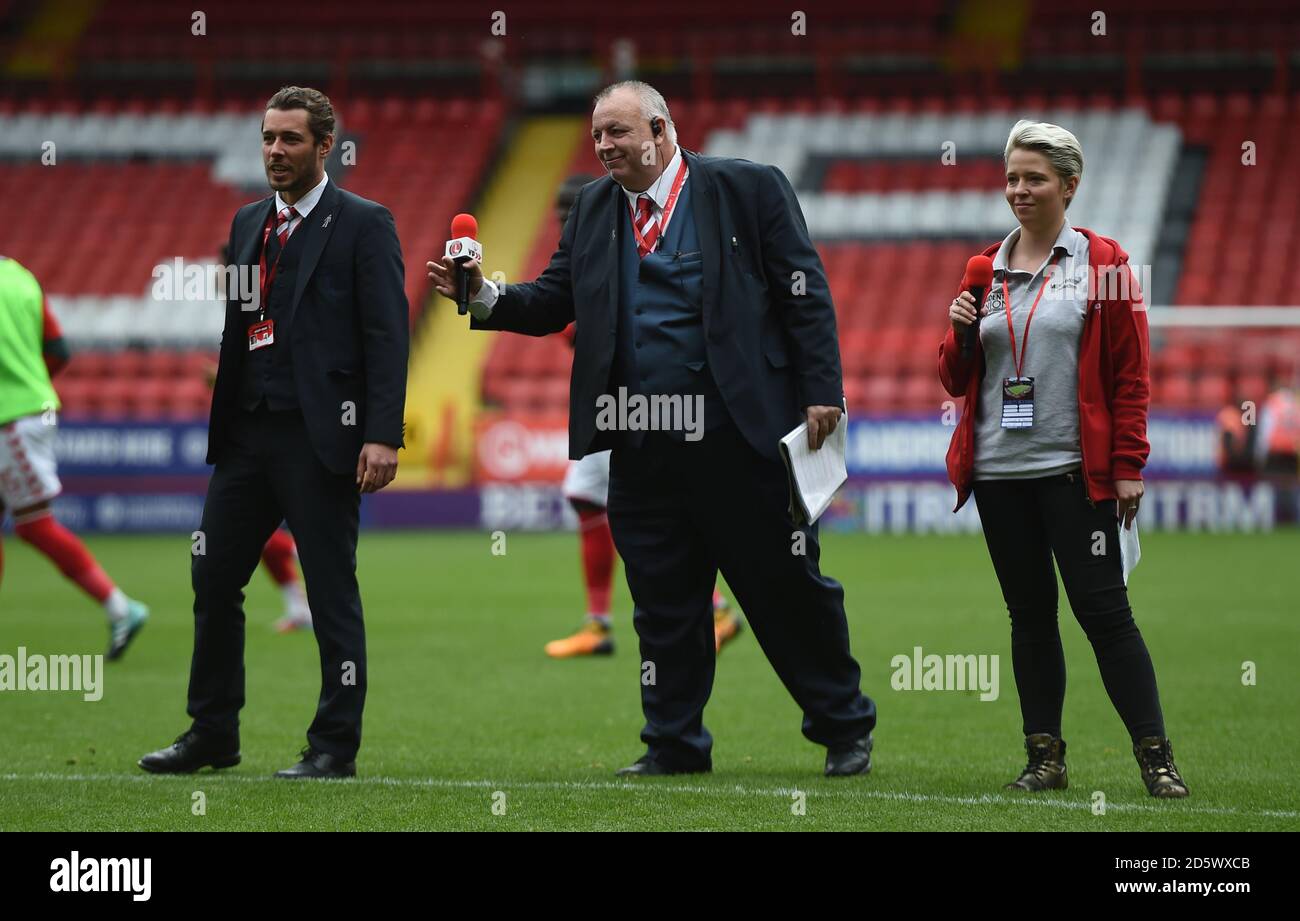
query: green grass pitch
[{"left": 1, "top": 527, "right": 1297, "bottom": 831}]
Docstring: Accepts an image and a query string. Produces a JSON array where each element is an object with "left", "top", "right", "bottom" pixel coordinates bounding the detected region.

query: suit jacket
[
  {"left": 472, "top": 148, "right": 844, "bottom": 462},
  {"left": 208, "top": 181, "right": 409, "bottom": 475}
]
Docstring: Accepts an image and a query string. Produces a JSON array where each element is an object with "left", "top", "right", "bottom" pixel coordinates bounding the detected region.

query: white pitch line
[{"left": 2, "top": 772, "right": 1296, "bottom": 820}]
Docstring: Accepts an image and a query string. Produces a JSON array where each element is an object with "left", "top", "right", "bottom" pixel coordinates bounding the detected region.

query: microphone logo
[{"left": 449, "top": 241, "right": 463, "bottom": 257}]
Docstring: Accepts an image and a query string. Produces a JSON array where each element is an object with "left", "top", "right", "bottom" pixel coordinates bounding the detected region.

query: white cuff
[{"left": 469, "top": 278, "right": 498, "bottom": 320}]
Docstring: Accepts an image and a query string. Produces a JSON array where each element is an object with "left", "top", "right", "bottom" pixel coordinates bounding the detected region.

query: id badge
[
  {"left": 248, "top": 319, "right": 275, "bottom": 351},
  {"left": 1001, "top": 376, "right": 1035, "bottom": 428}
]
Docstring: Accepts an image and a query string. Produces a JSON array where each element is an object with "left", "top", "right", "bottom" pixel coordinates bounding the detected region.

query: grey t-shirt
[{"left": 974, "top": 220, "right": 1090, "bottom": 480}]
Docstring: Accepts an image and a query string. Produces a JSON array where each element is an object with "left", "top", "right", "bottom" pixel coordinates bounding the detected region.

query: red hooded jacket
[{"left": 938, "top": 227, "right": 1151, "bottom": 512}]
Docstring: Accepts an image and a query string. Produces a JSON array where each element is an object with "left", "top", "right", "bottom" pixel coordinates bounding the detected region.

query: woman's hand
[
  {"left": 949, "top": 291, "right": 979, "bottom": 333},
  {"left": 1115, "top": 479, "right": 1143, "bottom": 530}
]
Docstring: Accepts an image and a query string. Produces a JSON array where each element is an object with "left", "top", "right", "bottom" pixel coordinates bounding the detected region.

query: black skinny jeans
[{"left": 973, "top": 470, "right": 1166, "bottom": 742}]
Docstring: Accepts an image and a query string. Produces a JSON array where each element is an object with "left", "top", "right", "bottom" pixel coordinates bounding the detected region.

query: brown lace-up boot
[
  {"left": 1134, "top": 737, "right": 1190, "bottom": 798},
  {"left": 1005, "top": 733, "right": 1068, "bottom": 791}
]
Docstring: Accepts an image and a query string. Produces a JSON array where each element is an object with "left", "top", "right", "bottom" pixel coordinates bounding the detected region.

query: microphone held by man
[
  {"left": 428, "top": 236, "right": 487, "bottom": 319},
  {"left": 443, "top": 213, "right": 484, "bottom": 316}
]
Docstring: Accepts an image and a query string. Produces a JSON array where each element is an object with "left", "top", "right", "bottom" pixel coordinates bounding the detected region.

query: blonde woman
[{"left": 939, "top": 120, "right": 1188, "bottom": 798}]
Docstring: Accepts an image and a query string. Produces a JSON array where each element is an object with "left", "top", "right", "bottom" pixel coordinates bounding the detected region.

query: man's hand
[
  {"left": 805, "top": 405, "right": 842, "bottom": 450},
  {"left": 1115, "top": 478, "right": 1143, "bottom": 531},
  {"left": 426, "top": 256, "right": 483, "bottom": 302},
  {"left": 356, "top": 443, "right": 398, "bottom": 493}
]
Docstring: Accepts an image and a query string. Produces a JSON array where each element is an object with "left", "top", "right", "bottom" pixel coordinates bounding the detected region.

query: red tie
[
  {"left": 634, "top": 195, "right": 659, "bottom": 258},
  {"left": 276, "top": 206, "right": 298, "bottom": 246}
]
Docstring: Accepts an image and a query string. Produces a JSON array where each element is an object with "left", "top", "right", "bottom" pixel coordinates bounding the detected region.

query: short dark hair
[{"left": 265, "top": 85, "right": 336, "bottom": 144}]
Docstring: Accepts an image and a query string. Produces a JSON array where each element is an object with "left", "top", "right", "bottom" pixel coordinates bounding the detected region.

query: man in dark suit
[
  {"left": 428, "top": 81, "right": 876, "bottom": 776},
  {"left": 140, "top": 86, "right": 409, "bottom": 779}
]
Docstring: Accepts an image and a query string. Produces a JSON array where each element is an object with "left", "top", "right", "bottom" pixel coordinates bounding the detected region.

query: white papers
[
  {"left": 778, "top": 416, "right": 848, "bottom": 526},
  {"left": 1120, "top": 519, "right": 1141, "bottom": 584}
]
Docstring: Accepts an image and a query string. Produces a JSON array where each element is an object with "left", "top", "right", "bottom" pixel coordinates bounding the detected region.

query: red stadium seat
[
  {"left": 1153, "top": 375, "right": 1196, "bottom": 410},
  {"left": 1194, "top": 374, "right": 1232, "bottom": 409},
  {"left": 164, "top": 379, "right": 213, "bottom": 420},
  {"left": 1234, "top": 375, "right": 1270, "bottom": 407},
  {"left": 53, "top": 378, "right": 96, "bottom": 418},
  {"left": 861, "top": 376, "right": 899, "bottom": 413}
]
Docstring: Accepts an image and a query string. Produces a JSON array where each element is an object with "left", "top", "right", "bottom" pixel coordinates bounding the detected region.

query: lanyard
[
  {"left": 257, "top": 208, "right": 291, "bottom": 318},
  {"left": 1002, "top": 253, "right": 1061, "bottom": 379},
  {"left": 627, "top": 163, "right": 689, "bottom": 255}
]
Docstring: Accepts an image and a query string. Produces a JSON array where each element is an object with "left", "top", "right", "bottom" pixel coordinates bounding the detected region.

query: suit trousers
[
  {"left": 607, "top": 422, "right": 876, "bottom": 769},
  {"left": 188, "top": 405, "right": 366, "bottom": 759}
]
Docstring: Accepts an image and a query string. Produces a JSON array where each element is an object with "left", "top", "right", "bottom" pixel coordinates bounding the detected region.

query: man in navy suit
[
  {"left": 140, "top": 86, "right": 409, "bottom": 779},
  {"left": 429, "top": 81, "right": 875, "bottom": 776}
]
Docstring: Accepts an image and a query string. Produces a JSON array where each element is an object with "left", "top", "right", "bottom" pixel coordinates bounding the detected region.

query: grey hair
[
  {"left": 593, "top": 80, "right": 677, "bottom": 145},
  {"left": 1005, "top": 119, "right": 1084, "bottom": 208}
]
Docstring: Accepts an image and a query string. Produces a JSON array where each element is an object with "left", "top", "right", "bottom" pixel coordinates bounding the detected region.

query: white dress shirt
[
  {"left": 275, "top": 172, "right": 330, "bottom": 239},
  {"left": 620, "top": 145, "right": 685, "bottom": 231}
]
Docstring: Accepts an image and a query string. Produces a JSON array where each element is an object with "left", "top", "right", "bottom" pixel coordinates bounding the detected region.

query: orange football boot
[
  {"left": 544, "top": 619, "right": 615, "bottom": 658},
  {"left": 713, "top": 591, "right": 744, "bottom": 653}
]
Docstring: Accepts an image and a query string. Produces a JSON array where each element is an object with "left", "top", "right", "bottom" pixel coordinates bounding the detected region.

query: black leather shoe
[
  {"left": 1005, "top": 733, "right": 1068, "bottom": 791},
  {"left": 138, "top": 730, "right": 240, "bottom": 774},
  {"left": 1134, "top": 736, "right": 1189, "bottom": 798},
  {"left": 825, "top": 732, "right": 873, "bottom": 777},
  {"left": 273, "top": 747, "right": 357, "bottom": 779},
  {"left": 615, "top": 755, "right": 711, "bottom": 777}
]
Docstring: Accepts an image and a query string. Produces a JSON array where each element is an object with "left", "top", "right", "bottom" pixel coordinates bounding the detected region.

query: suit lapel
[
  {"left": 288, "top": 180, "right": 343, "bottom": 321},
  {"left": 229, "top": 198, "right": 275, "bottom": 337},
  {"left": 238, "top": 198, "right": 275, "bottom": 270},
  {"left": 219, "top": 198, "right": 274, "bottom": 376},
  {"left": 605, "top": 179, "right": 620, "bottom": 339},
  {"left": 685, "top": 149, "right": 720, "bottom": 335}
]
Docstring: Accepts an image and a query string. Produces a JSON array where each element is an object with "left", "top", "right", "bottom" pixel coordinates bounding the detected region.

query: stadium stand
[
  {"left": 2, "top": 2, "right": 1297, "bottom": 428},
  {"left": 479, "top": 91, "right": 1300, "bottom": 418},
  {"left": 0, "top": 96, "right": 501, "bottom": 418}
]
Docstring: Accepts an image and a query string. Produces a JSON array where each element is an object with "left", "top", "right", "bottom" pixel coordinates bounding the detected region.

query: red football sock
[
  {"left": 14, "top": 510, "right": 114, "bottom": 603},
  {"left": 576, "top": 504, "right": 615, "bottom": 617},
  {"left": 261, "top": 529, "right": 299, "bottom": 586}
]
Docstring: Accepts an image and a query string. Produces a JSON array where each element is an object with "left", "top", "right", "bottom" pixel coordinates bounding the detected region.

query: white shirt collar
[
  {"left": 275, "top": 171, "right": 329, "bottom": 219},
  {"left": 620, "top": 147, "right": 684, "bottom": 212},
  {"left": 993, "top": 217, "right": 1082, "bottom": 277}
]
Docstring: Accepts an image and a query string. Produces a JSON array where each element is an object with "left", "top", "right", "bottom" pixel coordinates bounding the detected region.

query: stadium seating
[
  {"left": 5, "top": 80, "right": 1294, "bottom": 421},
  {"left": 0, "top": 97, "right": 501, "bottom": 419},
  {"left": 1175, "top": 93, "right": 1300, "bottom": 307},
  {"left": 479, "top": 93, "right": 1300, "bottom": 419},
  {"left": 54, "top": 348, "right": 214, "bottom": 420},
  {"left": 34, "top": 0, "right": 1296, "bottom": 104}
]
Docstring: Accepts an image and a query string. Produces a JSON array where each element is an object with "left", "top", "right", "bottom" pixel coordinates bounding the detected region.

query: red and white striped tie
[
  {"left": 276, "top": 206, "right": 298, "bottom": 245},
  {"left": 634, "top": 194, "right": 659, "bottom": 258}
]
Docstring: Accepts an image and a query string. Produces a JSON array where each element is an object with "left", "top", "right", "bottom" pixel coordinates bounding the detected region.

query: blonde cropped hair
[{"left": 1005, "top": 120, "right": 1084, "bottom": 208}]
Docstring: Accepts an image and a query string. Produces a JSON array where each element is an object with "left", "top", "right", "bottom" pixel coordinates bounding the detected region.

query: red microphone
[
  {"left": 445, "top": 213, "right": 483, "bottom": 316},
  {"left": 961, "top": 255, "right": 994, "bottom": 359}
]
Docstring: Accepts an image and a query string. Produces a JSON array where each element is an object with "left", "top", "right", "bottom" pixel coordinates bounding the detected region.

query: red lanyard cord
[
  {"left": 1002, "top": 253, "right": 1061, "bottom": 379},
  {"left": 627, "top": 162, "right": 689, "bottom": 255},
  {"left": 257, "top": 208, "right": 291, "bottom": 318}
]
